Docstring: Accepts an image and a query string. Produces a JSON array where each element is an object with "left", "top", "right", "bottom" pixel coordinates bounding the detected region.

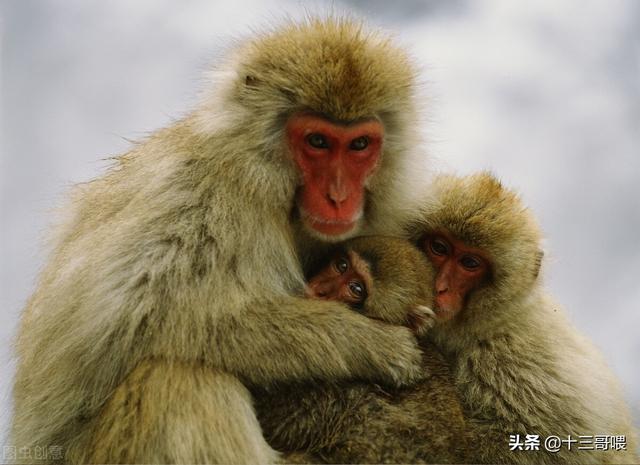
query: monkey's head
[
  {"left": 306, "top": 236, "right": 435, "bottom": 332},
  {"left": 412, "top": 172, "right": 544, "bottom": 326},
  {"left": 196, "top": 18, "right": 420, "bottom": 242}
]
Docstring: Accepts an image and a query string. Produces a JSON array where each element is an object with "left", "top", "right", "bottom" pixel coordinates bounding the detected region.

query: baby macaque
[{"left": 305, "top": 236, "right": 437, "bottom": 336}]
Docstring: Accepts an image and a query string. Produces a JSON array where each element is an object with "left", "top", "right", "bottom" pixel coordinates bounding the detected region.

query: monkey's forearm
[{"left": 211, "top": 297, "right": 423, "bottom": 388}]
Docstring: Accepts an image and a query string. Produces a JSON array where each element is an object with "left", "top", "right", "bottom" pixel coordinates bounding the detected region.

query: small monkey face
[
  {"left": 305, "top": 251, "right": 372, "bottom": 308},
  {"left": 423, "top": 232, "right": 490, "bottom": 321}
]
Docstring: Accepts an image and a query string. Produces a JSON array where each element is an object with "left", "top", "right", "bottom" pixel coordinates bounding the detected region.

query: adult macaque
[
  {"left": 11, "top": 18, "right": 430, "bottom": 464},
  {"left": 255, "top": 237, "right": 470, "bottom": 464},
  {"left": 411, "top": 172, "right": 639, "bottom": 465}
]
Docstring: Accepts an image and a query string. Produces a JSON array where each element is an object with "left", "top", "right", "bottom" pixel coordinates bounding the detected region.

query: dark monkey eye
[
  {"left": 460, "top": 255, "right": 481, "bottom": 270},
  {"left": 349, "top": 136, "right": 369, "bottom": 151},
  {"left": 348, "top": 281, "right": 365, "bottom": 299},
  {"left": 430, "top": 238, "right": 449, "bottom": 256},
  {"left": 307, "top": 133, "right": 330, "bottom": 149},
  {"left": 334, "top": 257, "right": 349, "bottom": 274}
]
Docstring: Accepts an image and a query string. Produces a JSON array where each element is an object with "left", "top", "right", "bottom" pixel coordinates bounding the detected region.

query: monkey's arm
[
  {"left": 407, "top": 304, "right": 437, "bottom": 336},
  {"left": 72, "top": 299, "right": 423, "bottom": 463},
  {"left": 209, "top": 297, "right": 424, "bottom": 388}
]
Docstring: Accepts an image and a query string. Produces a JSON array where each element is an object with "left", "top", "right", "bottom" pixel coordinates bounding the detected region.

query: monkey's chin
[
  {"left": 300, "top": 208, "right": 362, "bottom": 243},
  {"left": 434, "top": 305, "right": 459, "bottom": 322},
  {"left": 305, "top": 221, "right": 361, "bottom": 243}
]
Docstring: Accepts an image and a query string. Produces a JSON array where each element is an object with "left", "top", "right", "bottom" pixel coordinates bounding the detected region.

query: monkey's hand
[
  {"left": 356, "top": 321, "right": 426, "bottom": 387},
  {"left": 407, "top": 304, "right": 437, "bottom": 337}
]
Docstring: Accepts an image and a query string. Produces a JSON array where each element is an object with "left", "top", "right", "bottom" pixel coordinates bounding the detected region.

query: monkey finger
[
  {"left": 408, "top": 305, "right": 437, "bottom": 337},
  {"left": 415, "top": 305, "right": 436, "bottom": 319}
]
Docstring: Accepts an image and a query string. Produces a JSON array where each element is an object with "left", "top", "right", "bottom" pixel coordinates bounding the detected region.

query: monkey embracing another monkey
[
  {"left": 10, "top": 18, "right": 431, "bottom": 464},
  {"left": 258, "top": 175, "right": 638, "bottom": 465},
  {"left": 255, "top": 236, "right": 471, "bottom": 464},
  {"left": 412, "top": 172, "right": 638, "bottom": 465}
]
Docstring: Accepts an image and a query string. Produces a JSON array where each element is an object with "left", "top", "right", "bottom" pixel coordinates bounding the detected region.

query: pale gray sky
[{"left": 1, "top": 0, "right": 639, "bottom": 447}]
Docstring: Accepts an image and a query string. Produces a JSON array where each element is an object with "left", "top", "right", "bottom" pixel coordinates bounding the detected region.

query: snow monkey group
[
  {"left": 258, "top": 173, "right": 638, "bottom": 464},
  {"left": 11, "top": 16, "right": 637, "bottom": 465}
]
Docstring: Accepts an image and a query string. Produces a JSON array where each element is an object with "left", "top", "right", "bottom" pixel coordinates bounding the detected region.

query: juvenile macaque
[
  {"left": 410, "top": 172, "right": 639, "bottom": 465},
  {"left": 255, "top": 236, "right": 471, "bottom": 464},
  {"left": 11, "top": 18, "right": 430, "bottom": 464},
  {"left": 422, "top": 232, "right": 490, "bottom": 323}
]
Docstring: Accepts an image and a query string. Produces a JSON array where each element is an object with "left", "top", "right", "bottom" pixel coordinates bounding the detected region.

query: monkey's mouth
[
  {"left": 303, "top": 285, "right": 317, "bottom": 298},
  {"left": 433, "top": 305, "right": 458, "bottom": 322},
  {"left": 300, "top": 208, "right": 362, "bottom": 237}
]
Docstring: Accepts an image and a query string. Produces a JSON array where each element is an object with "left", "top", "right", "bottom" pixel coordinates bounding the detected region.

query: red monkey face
[
  {"left": 287, "top": 114, "right": 383, "bottom": 238},
  {"left": 423, "top": 232, "right": 490, "bottom": 322},
  {"left": 305, "top": 251, "right": 371, "bottom": 309}
]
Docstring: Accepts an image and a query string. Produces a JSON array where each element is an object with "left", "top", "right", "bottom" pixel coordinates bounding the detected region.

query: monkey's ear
[
  {"left": 533, "top": 249, "right": 544, "bottom": 279},
  {"left": 245, "top": 75, "right": 260, "bottom": 87}
]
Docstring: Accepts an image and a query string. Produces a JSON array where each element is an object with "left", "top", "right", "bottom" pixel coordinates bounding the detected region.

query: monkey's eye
[
  {"left": 429, "top": 238, "right": 449, "bottom": 256},
  {"left": 334, "top": 257, "right": 349, "bottom": 274},
  {"left": 348, "top": 281, "right": 366, "bottom": 300},
  {"left": 349, "top": 136, "right": 369, "bottom": 151},
  {"left": 307, "top": 133, "right": 329, "bottom": 149},
  {"left": 460, "top": 255, "right": 482, "bottom": 271}
]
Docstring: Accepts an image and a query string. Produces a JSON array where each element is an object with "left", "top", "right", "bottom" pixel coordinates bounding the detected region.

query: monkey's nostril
[
  {"left": 328, "top": 183, "right": 349, "bottom": 207},
  {"left": 327, "top": 194, "right": 344, "bottom": 209}
]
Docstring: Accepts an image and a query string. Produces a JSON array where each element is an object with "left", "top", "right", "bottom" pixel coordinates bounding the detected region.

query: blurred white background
[{"left": 1, "top": 0, "right": 639, "bottom": 447}]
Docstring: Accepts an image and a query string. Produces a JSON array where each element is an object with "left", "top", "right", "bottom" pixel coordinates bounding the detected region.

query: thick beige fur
[
  {"left": 256, "top": 341, "right": 470, "bottom": 464},
  {"left": 10, "top": 17, "right": 431, "bottom": 464},
  {"left": 410, "top": 172, "right": 638, "bottom": 464}
]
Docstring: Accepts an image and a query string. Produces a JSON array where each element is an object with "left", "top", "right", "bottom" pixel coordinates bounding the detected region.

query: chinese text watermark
[{"left": 509, "top": 434, "right": 627, "bottom": 453}]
